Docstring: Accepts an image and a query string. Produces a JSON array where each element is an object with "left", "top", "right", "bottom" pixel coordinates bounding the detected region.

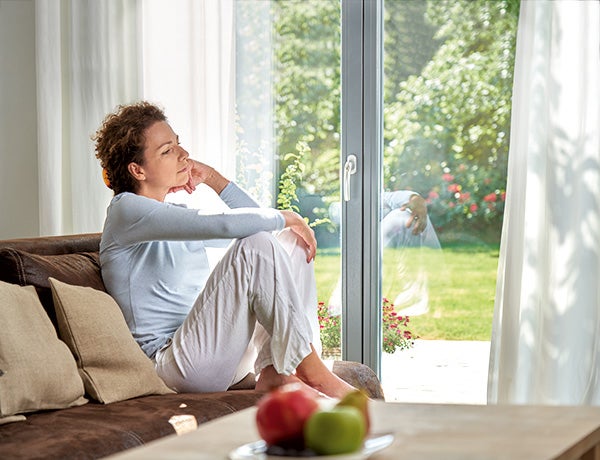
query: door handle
[{"left": 343, "top": 154, "right": 357, "bottom": 202}]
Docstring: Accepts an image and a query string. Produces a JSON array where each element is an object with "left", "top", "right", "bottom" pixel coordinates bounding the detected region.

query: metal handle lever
[{"left": 343, "top": 154, "right": 357, "bottom": 202}]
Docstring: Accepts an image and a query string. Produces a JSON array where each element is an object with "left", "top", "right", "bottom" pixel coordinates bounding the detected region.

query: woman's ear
[{"left": 128, "top": 162, "right": 145, "bottom": 181}]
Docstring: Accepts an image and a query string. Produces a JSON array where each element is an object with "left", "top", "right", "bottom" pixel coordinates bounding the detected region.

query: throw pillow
[
  {"left": 0, "top": 281, "right": 87, "bottom": 419},
  {"left": 0, "top": 414, "right": 26, "bottom": 425},
  {"left": 49, "top": 278, "right": 175, "bottom": 404},
  {"left": 0, "top": 248, "right": 105, "bottom": 328}
]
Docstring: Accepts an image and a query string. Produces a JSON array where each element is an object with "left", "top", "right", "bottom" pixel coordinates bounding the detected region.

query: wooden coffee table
[{"left": 108, "top": 401, "right": 600, "bottom": 459}]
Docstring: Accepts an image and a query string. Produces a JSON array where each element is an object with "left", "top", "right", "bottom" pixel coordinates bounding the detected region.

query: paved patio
[{"left": 380, "top": 340, "right": 491, "bottom": 404}]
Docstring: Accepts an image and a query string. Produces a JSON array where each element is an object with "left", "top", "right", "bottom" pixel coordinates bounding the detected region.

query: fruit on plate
[
  {"left": 255, "top": 383, "right": 319, "bottom": 449},
  {"left": 304, "top": 406, "right": 367, "bottom": 455},
  {"left": 335, "top": 389, "right": 371, "bottom": 433}
]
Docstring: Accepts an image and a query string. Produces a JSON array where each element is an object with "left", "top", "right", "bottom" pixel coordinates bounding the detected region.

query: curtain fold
[
  {"left": 36, "top": 0, "right": 65, "bottom": 235},
  {"left": 35, "top": 0, "right": 239, "bottom": 232},
  {"left": 36, "top": 0, "right": 140, "bottom": 235},
  {"left": 488, "top": 0, "right": 600, "bottom": 405},
  {"left": 141, "top": 0, "right": 237, "bottom": 210}
]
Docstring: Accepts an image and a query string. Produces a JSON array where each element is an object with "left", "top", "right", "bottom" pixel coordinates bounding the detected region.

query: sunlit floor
[{"left": 381, "top": 340, "right": 491, "bottom": 405}]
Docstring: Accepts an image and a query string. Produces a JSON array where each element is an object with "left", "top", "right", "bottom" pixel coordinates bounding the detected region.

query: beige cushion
[
  {"left": 49, "top": 278, "right": 174, "bottom": 404},
  {"left": 0, "top": 281, "right": 87, "bottom": 419}
]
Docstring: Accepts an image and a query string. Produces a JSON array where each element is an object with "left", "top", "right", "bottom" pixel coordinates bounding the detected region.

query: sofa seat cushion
[{"left": 0, "top": 391, "right": 263, "bottom": 459}]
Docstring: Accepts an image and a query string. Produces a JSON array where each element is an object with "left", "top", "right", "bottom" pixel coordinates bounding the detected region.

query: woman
[{"left": 94, "top": 101, "right": 353, "bottom": 398}]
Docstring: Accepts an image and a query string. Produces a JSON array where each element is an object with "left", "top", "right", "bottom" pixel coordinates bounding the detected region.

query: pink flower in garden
[
  {"left": 442, "top": 173, "right": 454, "bottom": 182},
  {"left": 428, "top": 190, "right": 439, "bottom": 200},
  {"left": 458, "top": 192, "right": 471, "bottom": 203},
  {"left": 501, "top": 192, "right": 506, "bottom": 201},
  {"left": 483, "top": 192, "right": 497, "bottom": 202},
  {"left": 447, "top": 183, "right": 461, "bottom": 193},
  {"left": 448, "top": 202, "right": 455, "bottom": 208},
  {"left": 470, "top": 203, "right": 478, "bottom": 213}
]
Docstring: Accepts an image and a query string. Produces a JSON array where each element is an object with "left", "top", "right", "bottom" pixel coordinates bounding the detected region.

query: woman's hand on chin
[
  {"left": 168, "top": 160, "right": 230, "bottom": 195},
  {"left": 168, "top": 174, "right": 196, "bottom": 195},
  {"left": 187, "top": 159, "right": 230, "bottom": 194}
]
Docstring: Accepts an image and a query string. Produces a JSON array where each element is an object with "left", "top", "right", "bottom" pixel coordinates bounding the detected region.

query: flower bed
[{"left": 318, "top": 298, "right": 415, "bottom": 357}]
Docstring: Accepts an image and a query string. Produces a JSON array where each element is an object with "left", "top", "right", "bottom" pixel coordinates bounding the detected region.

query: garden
[
  {"left": 234, "top": 0, "right": 519, "bottom": 356},
  {"left": 313, "top": 243, "right": 499, "bottom": 357}
]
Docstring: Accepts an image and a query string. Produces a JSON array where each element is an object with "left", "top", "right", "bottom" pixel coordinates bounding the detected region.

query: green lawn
[{"left": 313, "top": 244, "right": 499, "bottom": 341}]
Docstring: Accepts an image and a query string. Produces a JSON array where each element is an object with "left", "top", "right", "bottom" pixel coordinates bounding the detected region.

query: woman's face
[{"left": 129, "top": 121, "right": 190, "bottom": 200}]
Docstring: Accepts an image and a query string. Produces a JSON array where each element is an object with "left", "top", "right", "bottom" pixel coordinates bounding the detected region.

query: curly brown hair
[{"left": 93, "top": 101, "right": 167, "bottom": 195}]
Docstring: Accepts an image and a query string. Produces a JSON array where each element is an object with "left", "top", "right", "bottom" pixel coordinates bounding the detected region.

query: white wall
[{"left": 0, "top": 0, "right": 39, "bottom": 239}]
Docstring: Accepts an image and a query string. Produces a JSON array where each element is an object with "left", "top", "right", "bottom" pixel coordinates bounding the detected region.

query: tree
[
  {"left": 384, "top": 0, "right": 442, "bottom": 101},
  {"left": 383, "top": 0, "right": 519, "bottom": 241},
  {"left": 273, "top": 0, "right": 341, "bottom": 198},
  {"left": 235, "top": 0, "right": 520, "bottom": 242}
]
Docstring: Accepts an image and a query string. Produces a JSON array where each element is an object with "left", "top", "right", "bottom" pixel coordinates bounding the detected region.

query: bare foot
[
  {"left": 255, "top": 365, "right": 320, "bottom": 396},
  {"left": 295, "top": 346, "right": 356, "bottom": 399}
]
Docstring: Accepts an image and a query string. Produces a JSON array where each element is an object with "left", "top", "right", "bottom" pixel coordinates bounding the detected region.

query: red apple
[{"left": 255, "top": 383, "right": 319, "bottom": 448}]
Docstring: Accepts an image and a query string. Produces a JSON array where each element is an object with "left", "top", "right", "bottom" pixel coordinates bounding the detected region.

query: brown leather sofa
[{"left": 0, "top": 233, "right": 383, "bottom": 459}]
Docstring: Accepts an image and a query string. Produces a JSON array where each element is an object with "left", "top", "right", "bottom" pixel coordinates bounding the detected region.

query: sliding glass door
[
  {"left": 235, "top": 0, "right": 376, "bottom": 366},
  {"left": 342, "top": 0, "right": 517, "bottom": 396},
  {"left": 235, "top": 0, "right": 346, "bottom": 359},
  {"left": 235, "top": 1, "right": 517, "bottom": 392},
  {"left": 380, "top": 1, "right": 516, "bottom": 399}
]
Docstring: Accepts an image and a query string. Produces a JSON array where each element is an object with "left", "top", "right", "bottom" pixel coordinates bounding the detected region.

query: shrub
[{"left": 318, "top": 298, "right": 415, "bottom": 355}]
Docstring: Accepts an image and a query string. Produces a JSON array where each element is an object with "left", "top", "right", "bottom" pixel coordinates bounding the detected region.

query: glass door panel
[
  {"left": 235, "top": 0, "right": 344, "bottom": 359},
  {"left": 380, "top": 0, "right": 518, "bottom": 401}
]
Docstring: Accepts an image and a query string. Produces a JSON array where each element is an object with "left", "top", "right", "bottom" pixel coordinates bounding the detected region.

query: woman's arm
[
  {"left": 105, "top": 193, "right": 285, "bottom": 247},
  {"left": 163, "top": 159, "right": 316, "bottom": 260},
  {"left": 170, "top": 159, "right": 260, "bottom": 208}
]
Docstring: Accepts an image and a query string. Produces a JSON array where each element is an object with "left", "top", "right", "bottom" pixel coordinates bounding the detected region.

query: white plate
[{"left": 228, "top": 432, "right": 394, "bottom": 459}]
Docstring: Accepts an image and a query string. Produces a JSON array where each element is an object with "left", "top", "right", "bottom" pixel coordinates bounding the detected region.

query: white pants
[{"left": 155, "top": 230, "right": 321, "bottom": 393}]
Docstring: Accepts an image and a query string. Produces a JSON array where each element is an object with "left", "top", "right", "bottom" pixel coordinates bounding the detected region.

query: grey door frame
[{"left": 341, "top": 0, "right": 383, "bottom": 376}]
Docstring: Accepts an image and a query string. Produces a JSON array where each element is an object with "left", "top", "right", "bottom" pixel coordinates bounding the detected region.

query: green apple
[
  {"left": 336, "top": 389, "right": 371, "bottom": 434},
  {"left": 304, "top": 406, "right": 366, "bottom": 455}
]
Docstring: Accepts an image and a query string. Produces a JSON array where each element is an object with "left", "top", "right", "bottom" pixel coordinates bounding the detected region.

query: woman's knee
[
  {"left": 236, "top": 231, "right": 279, "bottom": 254},
  {"left": 237, "top": 231, "right": 309, "bottom": 271}
]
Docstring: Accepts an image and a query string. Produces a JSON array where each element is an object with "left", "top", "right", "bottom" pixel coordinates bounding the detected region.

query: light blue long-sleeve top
[{"left": 99, "top": 182, "right": 285, "bottom": 358}]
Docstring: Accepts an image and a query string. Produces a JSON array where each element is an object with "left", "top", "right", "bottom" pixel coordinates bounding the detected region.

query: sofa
[{"left": 0, "top": 233, "right": 383, "bottom": 459}]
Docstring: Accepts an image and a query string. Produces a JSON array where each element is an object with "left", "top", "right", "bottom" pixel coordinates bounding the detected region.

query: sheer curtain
[
  {"left": 36, "top": 0, "right": 140, "bottom": 235},
  {"left": 141, "top": 0, "right": 238, "bottom": 211},
  {"left": 35, "top": 0, "right": 238, "bottom": 234},
  {"left": 488, "top": 0, "right": 600, "bottom": 405}
]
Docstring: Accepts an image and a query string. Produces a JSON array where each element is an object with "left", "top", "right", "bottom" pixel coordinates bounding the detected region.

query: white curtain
[
  {"left": 35, "top": 0, "right": 238, "bottom": 234},
  {"left": 488, "top": 0, "right": 600, "bottom": 405},
  {"left": 36, "top": 0, "right": 140, "bottom": 235},
  {"left": 141, "top": 0, "right": 238, "bottom": 210}
]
